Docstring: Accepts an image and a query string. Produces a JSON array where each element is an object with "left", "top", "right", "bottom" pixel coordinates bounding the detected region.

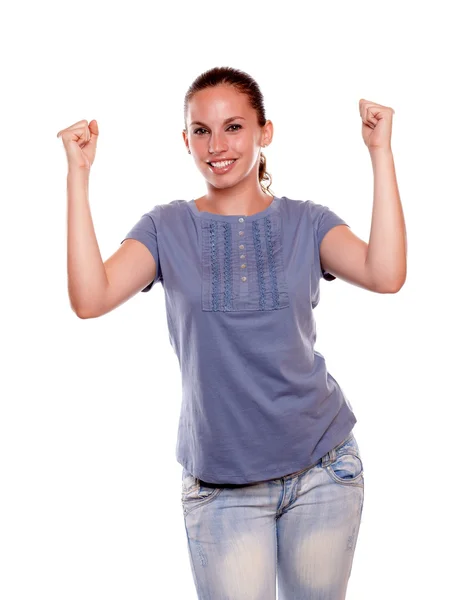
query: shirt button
[
  {"left": 240, "top": 254, "right": 245, "bottom": 259},
  {"left": 241, "top": 276, "right": 247, "bottom": 282},
  {"left": 239, "top": 231, "right": 244, "bottom": 236},
  {"left": 239, "top": 217, "right": 244, "bottom": 223},
  {"left": 241, "top": 264, "right": 246, "bottom": 269},
  {"left": 239, "top": 245, "right": 244, "bottom": 250}
]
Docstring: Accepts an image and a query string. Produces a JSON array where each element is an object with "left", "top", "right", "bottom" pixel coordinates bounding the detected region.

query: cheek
[
  {"left": 234, "top": 135, "right": 254, "bottom": 153},
  {"left": 191, "top": 138, "right": 207, "bottom": 155}
]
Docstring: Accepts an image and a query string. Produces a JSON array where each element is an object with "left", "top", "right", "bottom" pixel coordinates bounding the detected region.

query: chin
[
  {"left": 208, "top": 178, "right": 240, "bottom": 190},
  {"left": 208, "top": 171, "right": 252, "bottom": 190}
]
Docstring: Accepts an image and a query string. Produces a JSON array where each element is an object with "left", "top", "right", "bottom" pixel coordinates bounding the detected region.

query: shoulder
[
  {"left": 282, "top": 197, "right": 343, "bottom": 227},
  {"left": 142, "top": 199, "right": 190, "bottom": 224},
  {"left": 278, "top": 196, "right": 322, "bottom": 225}
]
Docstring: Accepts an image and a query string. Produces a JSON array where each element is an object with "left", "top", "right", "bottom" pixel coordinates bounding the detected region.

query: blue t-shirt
[{"left": 121, "top": 196, "right": 357, "bottom": 484}]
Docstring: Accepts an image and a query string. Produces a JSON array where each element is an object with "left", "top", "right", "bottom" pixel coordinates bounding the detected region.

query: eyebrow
[{"left": 189, "top": 116, "right": 246, "bottom": 127}]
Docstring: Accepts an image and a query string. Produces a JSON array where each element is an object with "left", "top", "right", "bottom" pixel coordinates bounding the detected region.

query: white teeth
[{"left": 210, "top": 159, "right": 235, "bottom": 168}]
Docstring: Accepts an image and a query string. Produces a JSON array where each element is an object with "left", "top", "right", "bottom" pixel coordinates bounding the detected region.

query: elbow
[
  {"left": 75, "top": 310, "right": 94, "bottom": 319},
  {"left": 69, "top": 290, "right": 105, "bottom": 319},
  {"left": 71, "top": 302, "right": 99, "bottom": 319},
  {"left": 377, "top": 276, "right": 407, "bottom": 294},
  {"left": 389, "top": 270, "right": 407, "bottom": 293},
  {"left": 73, "top": 307, "right": 93, "bottom": 319}
]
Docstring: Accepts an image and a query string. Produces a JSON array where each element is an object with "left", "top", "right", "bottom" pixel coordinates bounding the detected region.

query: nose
[{"left": 208, "top": 132, "right": 228, "bottom": 155}]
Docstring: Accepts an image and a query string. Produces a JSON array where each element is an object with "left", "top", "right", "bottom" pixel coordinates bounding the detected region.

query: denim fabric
[{"left": 181, "top": 431, "right": 364, "bottom": 600}]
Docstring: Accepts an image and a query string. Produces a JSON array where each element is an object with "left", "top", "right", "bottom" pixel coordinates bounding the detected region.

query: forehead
[{"left": 186, "top": 85, "right": 254, "bottom": 124}]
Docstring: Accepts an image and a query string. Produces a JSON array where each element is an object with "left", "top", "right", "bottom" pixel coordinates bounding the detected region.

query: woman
[{"left": 58, "top": 66, "right": 406, "bottom": 599}]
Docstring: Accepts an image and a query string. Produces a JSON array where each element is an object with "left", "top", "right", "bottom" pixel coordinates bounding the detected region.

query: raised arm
[{"left": 67, "top": 167, "right": 156, "bottom": 319}]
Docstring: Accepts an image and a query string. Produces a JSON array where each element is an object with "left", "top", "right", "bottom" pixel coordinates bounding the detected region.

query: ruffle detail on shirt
[{"left": 201, "top": 213, "right": 289, "bottom": 312}]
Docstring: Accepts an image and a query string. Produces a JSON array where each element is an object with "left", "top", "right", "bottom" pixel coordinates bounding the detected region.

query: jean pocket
[
  {"left": 181, "top": 473, "right": 222, "bottom": 516},
  {"left": 326, "top": 432, "right": 364, "bottom": 486},
  {"left": 182, "top": 471, "right": 199, "bottom": 494}
]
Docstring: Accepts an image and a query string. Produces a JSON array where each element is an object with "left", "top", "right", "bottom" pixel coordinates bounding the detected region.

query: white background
[{"left": 1, "top": 0, "right": 455, "bottom": 598}]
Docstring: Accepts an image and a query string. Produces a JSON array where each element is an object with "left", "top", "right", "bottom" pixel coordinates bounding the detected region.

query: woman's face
[{"left": 183, "top": 85, "right": 273, "bottom": 190}]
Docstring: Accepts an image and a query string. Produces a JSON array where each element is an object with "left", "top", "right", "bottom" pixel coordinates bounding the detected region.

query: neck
[{"left": 198, "top": 180, "right": 273, "bottom": 216}]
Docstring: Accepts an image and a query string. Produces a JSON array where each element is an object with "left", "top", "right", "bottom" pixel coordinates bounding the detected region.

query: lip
[{"left": 207, "top": 158, "right": 238, "bottom": 175}]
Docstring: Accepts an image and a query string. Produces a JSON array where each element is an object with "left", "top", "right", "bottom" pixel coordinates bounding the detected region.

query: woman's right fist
[{"left": 57, "top": 119, "right": 99, "bottom": 171}]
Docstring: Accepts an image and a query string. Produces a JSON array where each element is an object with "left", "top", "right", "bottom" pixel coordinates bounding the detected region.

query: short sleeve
[
  {"left": 312, "top": 202, "right": 350, "bottom": 281},
  {"left": 120, "top": 209, "right": 162, "bottom": 292}
]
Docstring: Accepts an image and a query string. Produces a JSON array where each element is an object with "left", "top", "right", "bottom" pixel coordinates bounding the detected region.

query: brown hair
[{"left": 184, "top": 66, "right": 274, "bottom": 196}]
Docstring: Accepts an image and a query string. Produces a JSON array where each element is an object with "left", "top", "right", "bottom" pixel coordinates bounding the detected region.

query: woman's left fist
[{"left": 359, "top": 99, "right": 395, "bottom": 152}]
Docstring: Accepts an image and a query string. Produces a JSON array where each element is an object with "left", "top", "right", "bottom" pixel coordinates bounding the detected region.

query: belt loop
[{"left": 321, "top": 447, "right": 336, "bottom": 468}]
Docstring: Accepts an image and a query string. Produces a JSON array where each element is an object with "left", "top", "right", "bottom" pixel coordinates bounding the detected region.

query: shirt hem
[{"left": 177, "top": 413, "right": 358, "bottom": 485}]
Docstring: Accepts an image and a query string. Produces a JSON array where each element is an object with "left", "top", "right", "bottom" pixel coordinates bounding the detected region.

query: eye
[{"left": 193, "top": 124, "right": 242, "bottom": 135}]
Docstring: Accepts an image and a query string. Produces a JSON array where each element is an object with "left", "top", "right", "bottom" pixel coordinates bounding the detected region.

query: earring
[{"left": 188, "top": 149, "right": 191, "bottom": 154}]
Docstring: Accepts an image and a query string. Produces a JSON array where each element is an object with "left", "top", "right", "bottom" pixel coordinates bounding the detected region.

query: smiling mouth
[{"left": 207, "top": 159, "right": 237, "bottom": 168}]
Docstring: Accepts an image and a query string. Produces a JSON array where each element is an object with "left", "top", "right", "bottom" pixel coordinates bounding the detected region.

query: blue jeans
[{"left": 181, "top": 430, "right": 364, "bottom": 600}]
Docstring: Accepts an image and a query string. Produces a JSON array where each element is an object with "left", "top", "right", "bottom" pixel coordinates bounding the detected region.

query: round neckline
[{"left": 187, "top": 196, "right": 281, "bottom": 222}]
